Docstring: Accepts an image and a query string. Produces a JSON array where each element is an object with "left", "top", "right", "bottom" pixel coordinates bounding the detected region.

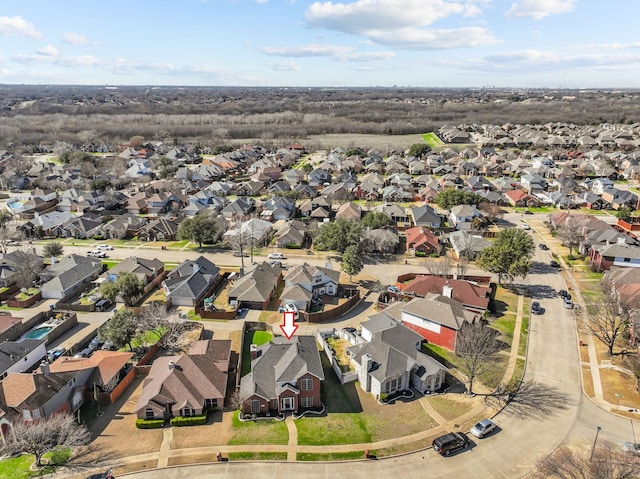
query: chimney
[
  {"left": 168, "top": 360, "right": 175, "bottom": 370},
  {"left": 443, "top": 283, "right": 453, "bottom": 299},
  {"left": 359, "top": 354, "right": 373, "bottom": 392},
  {"left": 193, "top": 262, "right": 200, "bottom": 274},
  {"left": 40, "top": 361, "right": 50, "bottom": 376},
  {"left": 128, "top": 216, "right": 133, "bottom": 225},
  {"left": 250, "top": 344, "right": 261, "bottom": 360}
]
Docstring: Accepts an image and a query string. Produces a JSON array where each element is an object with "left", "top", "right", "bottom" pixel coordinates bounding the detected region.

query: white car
[
  {"left": 96, "top": 244, "right": 113, "bottom": 250},
  {"left": 87, "top": 250, "right": 107, "bottom": 258},
  {"left": 470, "top": 418, "right": 497, "bottom": 438},
  {"left": 520, "top": 222, "right": 530, "bottom": 230},
  {"left": 268, "top": 252, "right": 285, "bottom": 260}
]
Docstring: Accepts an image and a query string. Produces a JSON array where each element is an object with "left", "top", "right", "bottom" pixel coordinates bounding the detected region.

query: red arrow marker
[{"left": 280, "top": 311, "right": 299, "bottom": 340}]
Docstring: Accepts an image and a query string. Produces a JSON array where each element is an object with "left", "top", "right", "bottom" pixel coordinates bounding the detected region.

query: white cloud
[
  {"left": 62, "top": 32, "right": 90, "bottom": 46},
  {"left": 261, "top": 43, "right": 395, "bottom": 61},
  {"left": 37, "top": 45, "right": 58, "bottom": 57},
  {"left": 306, "top": 0, "right": 476, "bottom": 32},
  {"left": 305, "top": 0, "right": 495, "bottom": 50},
  {"left": 505, "top": 0, "right": 575, "bottom": 20},
  {"left": 0, "top": 16, "right": 42, "bottom": 39},
  {"left": 268, "top": 60, "right": 302, "bottom": 71},
  {"left": 366, "top": 26, "right": 499, "bottom": 49}
]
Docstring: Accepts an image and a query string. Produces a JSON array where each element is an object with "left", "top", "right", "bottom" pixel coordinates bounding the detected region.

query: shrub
[
  {"left": 170, "top": 415, "right": 207, "bottom": 427},
  {"left": 136, "top": 418, "right": 164, "bottom": 429},
  {"left": 414, "top": 251, "right": 427, "bottom": 257},
  {"left": 285, "top": 243, "right": 301, "bottom": 249}
]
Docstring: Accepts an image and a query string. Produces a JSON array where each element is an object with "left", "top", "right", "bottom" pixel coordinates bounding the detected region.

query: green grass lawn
[
  {"left": 518, "top": 315, "right": 529, "bottom": 357},
  {"left": 297, "top": 451, "right": 366, "bottom": 461},
  {"left": 490, "top": 315, "right": 516, "bottom": 347},
  {"left": 228, "top": 411, "right": 289, "bottom": 445},
  {"left": 426, "top": 396, "right": 470, "bottom": 421},
  {"left": 228, "top": 452, "right": 287, "bottom": 461},
  {"left": 0, "top": 448, "right": 71, "bottom": 479},
  {"left": 296, "top": 414, "right": 371, "bottom": 445},
  {"left": 422, "top": 132, "right": 444, "bottom": 148}
]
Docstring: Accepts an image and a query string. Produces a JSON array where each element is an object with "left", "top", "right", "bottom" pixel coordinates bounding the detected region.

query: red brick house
[
  {"left": 405, "top": 226, "right": 442, "bottom": 255},
  {"left": 239, "top": 336, "right": 324, "bottom": 416},
  {"left": 373, "top": 295, "right": 481, "bottom": 352},
  {"left": 504, "top": 189, "right": 539, "bottom": 207},
  {"left": 589, "top": 243, "right": 640, "bottom": 272},
  {"left": 400, "top": 275, "right": 492, "bottom": 314}
]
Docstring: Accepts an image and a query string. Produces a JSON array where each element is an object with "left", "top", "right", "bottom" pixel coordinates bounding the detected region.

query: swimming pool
[{"left": 23, "top": 326, "right": 53, "bottom": 339}]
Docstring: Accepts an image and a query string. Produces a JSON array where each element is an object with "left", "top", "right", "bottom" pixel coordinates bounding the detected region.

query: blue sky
[{"left": 0, "top": 0, "right": 638, "bottom": 88}]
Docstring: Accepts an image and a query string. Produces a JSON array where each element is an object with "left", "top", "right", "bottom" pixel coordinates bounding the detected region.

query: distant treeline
[{"left": 0, "top": 85, "right": 639, "bottom": 150}]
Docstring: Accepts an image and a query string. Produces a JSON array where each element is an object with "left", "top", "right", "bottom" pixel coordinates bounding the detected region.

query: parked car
[
  {"left": 520, "top": 222, "right": 530, "bottom": 230},
  {"left": 563, "top": 298, "right": 574, "bottom": 309},
  {"left": 558, "top": 290, "right": 571, "bottom": 300},
  {"left": 539, "top": 243, "right": 548, "bottom": 250},
  {"left": 74, "top": 347, "right": 93, "bottom": 359},
  {"left": 101, "top": 341, "right": 116, "bottom": 351},
  {"left": 88, "top": 336, "right": 101, "bottom": 350},
  {"left": 387, "top": 285, "right": 400, "bottom": 294},
  {"left": 343, "top": 327, "right": 357, "bottom": 334},
  {"left": 531, "top": 301, "right": 543, "bottom": 315},
  {"left": 269, "top": 261, "right": 283, "bottom": 268},
  {"left": 432, "top": 432, "right": 470, "bottom": 456},
  {"left": 87, "top": 250, "right": 107, "bottom": 258},
  {"left": 470, "top": 419, "right": 497, "bottom": 438},
  {"left": 550, "top": 260, "right": 560, "bottom": 269},
  {"left": 268, "top": 252, "right": 285, "bottom": 260},
  {"left": 96, "top": 244, "right": 113, "bottom": 250},
  {"left": 622, "top": 442, "right": 640, "bottom": 455},
  {"left": 46, "top": 346, "right": 66, "bottom": 362},
  {"left": 232, "top": 250, "right": 248, "bottom": 257},
  {"left": 85, "top": 469, "right": 114, "bottom": 479}
]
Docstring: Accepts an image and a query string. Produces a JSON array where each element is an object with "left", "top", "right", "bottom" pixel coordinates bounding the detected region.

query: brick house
[
  {"left": 239, "top": 336, "right": 324, "bottom": 416},
  {"left": 405, "top": 226, "right": 442, "bottom": 255}
]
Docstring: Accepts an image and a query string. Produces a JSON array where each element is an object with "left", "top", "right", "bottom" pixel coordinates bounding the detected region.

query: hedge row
[
  {"left": 136, "top": 418, "right": 164, "bottom": 429},
  {"left": 170, "top": 415, "right": 207, "bottom": 427}
]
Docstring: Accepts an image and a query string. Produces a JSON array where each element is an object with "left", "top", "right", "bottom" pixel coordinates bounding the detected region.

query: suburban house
[
  {"left": 162, "top": 256, "right": 220, "bottom": 307},
  {"left": 274, "top": 220, "right": 307, "bottom": 249},
  {"left": 239, "top": 335, "right": 324, "bottom": 416},
  {"left": 398, "top": 276, "right": 492, "bottom": 314},
  {"left": 603, "top": 267, "right": 640, "bottom": 344},
  {"left": 0, "top": 252, "right": 21, "bottom": 288},
  {"left": 47, "top": 350, "right": 133, "bottom": 396},
  {"left": 227, "top": 262, "right": 282, "bottom": 310},
  {"left": 20, "top": 211, "right": 75, "bottom": 238},
  {"left": 448, "top": 230, "right": 492, "bottom": 259},
  {"left": 0, "top": 362, "right": 92, "bottom": 441},
  {"left": 449, "top": 204, "right": 482, "bottom": 231},
  {"left": 348, "top": 316, "right": 447, "bottom": 399},
  {"left": 39, "top": 254, "right": 104, "bottom": 300},
  {"left": 404, "top": 226, "right": 442, "bottom": 256},
  {"left": 137, "top": 218, "right": 181, "bottom": 242},
  {"left": 135, "top": 339, "right": 231, "bottom": 420},
  {"left": 376, "top": 295, "right": 481, "bottom": 351},
  {"left": 0, "top": 339, "right": 46, "bottom": 380},
  {"left": 589, "top": 244, "right": 640, "bottom": 272},
  {"left": 100, "top": 256, "right": 165, "bottom": 298},
  {"left": 281, "top": 263, "right": 341, "bottom": 311},
  {"left": 504, "top": 189, "right": 539, "bottom": 207}
]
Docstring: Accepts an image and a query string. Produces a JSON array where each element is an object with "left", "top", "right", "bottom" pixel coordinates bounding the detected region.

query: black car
[
  {"left": 432, "top": 432, "right": 470, "bottom": 456},
  {"left": 531, "top": 301, "right": 542, "bottom": 315},
  {"left": 539, "top": 243, "right": 549, "bottom": 250},
  {"left": 85, "top": 469, "right": 114, "bottom": 479},
  {"left": 558, "top": 290, "right": 571, "bottom": 300},
  {"left": 550, "top": 260, "right": 561, "bottom": 269}
]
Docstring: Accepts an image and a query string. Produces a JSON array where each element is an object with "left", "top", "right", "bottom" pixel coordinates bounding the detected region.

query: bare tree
[
  {"left": 422, "top": 255, "right": 453, "bottom": 277},
  {"left": 0, "top": 413, "right": 91, "bottom": 467},
  {"left": 585, "top": 279, "right": 632, "bottom": 356},
  {"left": 478, "top": 202, "right": 504, "bottom": 224},
  {"left": 558, "top": 216, "right": 584, "bottom": 258},
  {"left": 455, "top": 322, "right": 500, "bottom": 394},
  {"left": 361, "top": 228, "right": 399, "bottom": 255},
  {"left": 12, "top": 249, "right": 44, "bottom": 290},
  {"left": 138, "top": 303, "right": 194, "bottom": 353},
  {"left": 534, "top": 441, "right": 640, "bottom": 479},
  {"left": 227, "top": 228, "right": 252, "bottom": 269},
  {"left": 0, "top": 225, "right": 23, "bottom": 254}
]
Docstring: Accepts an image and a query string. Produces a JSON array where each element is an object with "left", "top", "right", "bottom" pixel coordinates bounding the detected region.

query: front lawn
[
  {"left": 296, "top": 414, "right": 371, "bottom": 446},
  {"left": 422, "top": 132, "right": 444, "bottom": 148},
  {"left": 228, "top": 411, "right": 289, "bottom": 445},
  {"left": 297, "top": 451, "right": 366, "bottom": 461},
  {"left": 0, "top": 448, "right": 71, "bottom": 479}
]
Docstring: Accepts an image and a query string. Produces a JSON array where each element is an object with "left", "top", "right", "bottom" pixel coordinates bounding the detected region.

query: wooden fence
[{"left": 300, "top": 291, "right": 361, "bottom": 323}]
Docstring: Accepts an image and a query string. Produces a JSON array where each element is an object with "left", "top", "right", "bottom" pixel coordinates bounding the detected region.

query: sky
[{"left": 0, "top": 0, "right": 639, "bottom": 88}]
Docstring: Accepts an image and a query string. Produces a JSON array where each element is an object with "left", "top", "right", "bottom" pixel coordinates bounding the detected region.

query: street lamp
[{"left": 590, "top": 426, "right": 602, "bottom": 461}]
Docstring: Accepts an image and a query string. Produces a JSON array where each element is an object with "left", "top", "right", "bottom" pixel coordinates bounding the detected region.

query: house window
[
  {"left": 182, "top": 407, "right": 195, "bottom": 417},
  {"left": 301, "top": 396, "right": 313, "bottom": 408},
  {"left": 251, "top": 400, "right": 260, "bottom": 414},
  {"left": 32, "top": 409, "right": 40, "bottom": 420},
  {"left": 205, "top": 398, "right": 217, "bottom": 408},
  {"left": 145, "top": 408, "right": 154, "bottom": 419},
  {"left": 315, "top": 276, "right": 322, "bottom": 284},
  {"left": 301, "top": 376, "right": 313, "bottom": 391},
  {"left": 22, "top": 409, "right": 31, "bottom": 420}
]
